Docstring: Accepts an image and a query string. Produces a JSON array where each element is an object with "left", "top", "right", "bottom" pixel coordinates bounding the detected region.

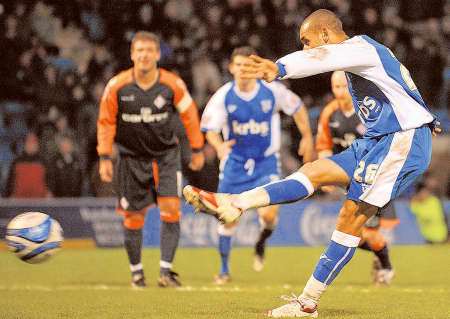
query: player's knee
[
  {"left": 365, "top": 229, "right": 386, "bottom": 251},
  {"left": 259, "top": 212, "right": 278, "bottom": 230},
  {"left": 218, "top": 223, "right": 237, "bottom": 236},
  {"left": 340, "top": 201, "right": 359, "bottom": 220},
  {"left": 158, "top": 197, "right": 181, "bottom": 223},
  {"left": 299, "top": 161, "right": 323, "bottom": 187},
  {"left": 123, "top": 212, "right": 146, "bottom": 230}
]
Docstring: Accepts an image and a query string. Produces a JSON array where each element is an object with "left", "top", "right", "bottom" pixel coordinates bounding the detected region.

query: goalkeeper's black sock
[
  {"left": 124, "top": 228, "right": 143, "bottom": 266},
  {"left": 359, "top": 242, "right": 392, "bottom": 270},
  {"left": 358, "top": 241, "right": 372, "bottom": 251},
  {"left": 255, "top": 228, "right": 273, "bottom": 257},
  {"left": 374, "top": 245, "right": 392, "bottom": 270},
  {"left": 160, "top": 221, "right": 180, "bottom": 275}
]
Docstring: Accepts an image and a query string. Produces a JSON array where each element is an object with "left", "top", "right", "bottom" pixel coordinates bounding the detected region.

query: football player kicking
[
  {"left": 200, "top": 46, "right": 314, "bottom": 284},
  {"left": 317, "top": 71, "right": 395, "bottom": 285},
  {"left": 184, "top": 9, "right": 440, "bottom": 317}
]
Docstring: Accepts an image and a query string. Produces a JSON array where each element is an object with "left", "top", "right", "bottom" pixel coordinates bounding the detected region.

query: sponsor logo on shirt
[
  {"left": 260, "top": 100, "right": 272, "bottom": 113},
  {"left": 227, "top": 104, "right": 237, "bottom": 113},
  {"left": 122, "top": 107, "right": 169, "bottom": 123},
  {"left": 329, "top": 121, "right": 340, "bottom": 128},
  {"left": 154, "top": 95, "right": 166, "bottom": 109},
  {"left": 232, "top": 119, "right": 269, "bottom": 136},
  {"left": 120, "top": 94, "right": 135, "bottom": 102}
]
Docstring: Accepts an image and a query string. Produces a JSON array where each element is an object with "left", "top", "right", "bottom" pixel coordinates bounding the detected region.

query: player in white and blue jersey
[
  {"left": 200, "top": 46, "right": 314, "bottom": 284},
  {"left": 184, "top": 9, "right": 440, "bottom": 317}
]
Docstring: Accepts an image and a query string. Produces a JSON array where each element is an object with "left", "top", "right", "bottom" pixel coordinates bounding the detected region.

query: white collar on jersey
[{"left": 233, "top": 81, "right": 261, "bottom": 101}]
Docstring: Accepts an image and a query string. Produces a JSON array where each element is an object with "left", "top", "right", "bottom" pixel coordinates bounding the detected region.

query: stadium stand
[{"left": 0, "top": 0, "right": 448, "bottom": 197}]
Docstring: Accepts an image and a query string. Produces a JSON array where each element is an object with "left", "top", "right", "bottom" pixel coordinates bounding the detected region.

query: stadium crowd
[{"left": 0, "top": 0, "right": 449, "bottom": 198}]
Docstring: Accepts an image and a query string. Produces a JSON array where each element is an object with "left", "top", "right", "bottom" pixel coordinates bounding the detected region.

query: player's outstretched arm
[
  {"left": 240, "top": 55, "right": 279, "bottom": 82},
  {"left": 276, "top": 41, "right": 377, "bottom": 79}
]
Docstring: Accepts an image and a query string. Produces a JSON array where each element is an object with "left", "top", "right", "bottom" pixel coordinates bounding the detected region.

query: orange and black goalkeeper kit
[{"left": 97, "top": 68, "right": 204, "bottom": 158}]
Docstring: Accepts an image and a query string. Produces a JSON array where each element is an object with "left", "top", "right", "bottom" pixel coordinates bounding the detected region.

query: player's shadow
[{"left": 250, "top": 307, "right": 360, "bottom": 318}]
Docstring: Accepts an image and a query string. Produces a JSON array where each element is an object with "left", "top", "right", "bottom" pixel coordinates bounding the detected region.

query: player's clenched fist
[
  {"left": 189, "top": 151, "right": 205, "bottom": 171},
  {"left": 99, "top": 158, "right": 113, "bottom": 182}
]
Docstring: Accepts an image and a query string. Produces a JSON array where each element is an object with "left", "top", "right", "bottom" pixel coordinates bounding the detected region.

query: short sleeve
[
  {"left": 200, "top": 83, "right": 231, "bottom": 132},
  {"left": 267, "top": 81, "right": 303, "bottom": 116}
]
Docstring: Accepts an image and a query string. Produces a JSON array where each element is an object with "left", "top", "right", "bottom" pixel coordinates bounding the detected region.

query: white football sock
[
  {"left": 301, "top": 275, "right": 328, "bottom": 303},
  {"left": 233, "top": 188, "right": 270, "bottom": 211}
]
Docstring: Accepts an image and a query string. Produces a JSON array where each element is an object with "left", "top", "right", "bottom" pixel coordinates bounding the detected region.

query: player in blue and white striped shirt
[{"left": 184, "top": 9, "right": 440, "bottom": 318}]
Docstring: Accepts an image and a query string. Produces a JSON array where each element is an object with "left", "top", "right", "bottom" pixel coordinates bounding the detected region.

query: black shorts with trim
[{"left": 114, "top": 147, "right": 181, "bottom": 211}]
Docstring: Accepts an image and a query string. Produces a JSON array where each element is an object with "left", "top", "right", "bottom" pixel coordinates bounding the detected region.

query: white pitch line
[{"left": 0, "top": 285, "right": 447, "bottom": 294}]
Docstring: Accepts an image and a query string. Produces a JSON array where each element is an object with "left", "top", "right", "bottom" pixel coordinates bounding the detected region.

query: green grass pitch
[{"left": 1, "top": 245, "right": 449, "bottom": 319}]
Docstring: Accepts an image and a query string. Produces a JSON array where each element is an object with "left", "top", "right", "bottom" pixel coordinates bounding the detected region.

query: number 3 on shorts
[{"left": 353, "top": 161, "right": 379, "bottom": 185}]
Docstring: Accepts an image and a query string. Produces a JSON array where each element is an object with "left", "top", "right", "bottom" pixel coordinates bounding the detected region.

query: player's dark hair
[
  {"left": 230, "top": 46, "right": 257, "bottom": 62},
  {"left": 131, "top": 31, "right": 160, "bottom": 50}
]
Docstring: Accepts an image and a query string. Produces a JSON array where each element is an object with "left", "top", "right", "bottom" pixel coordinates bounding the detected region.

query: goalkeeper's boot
[
  {"left": 268, "top": 294, "right": 318, "bottom": 318},
  {"left": 157, "top": 270, "right": 182, "bottom": 288},
  {"left": 375, "top": 268, "right": 395, "bottom": 285},
  {"left": 371, "top": 256, "right": 382, "bottom": 283},
  {"left": 131, "top": 270, "right": 147, "bottom": 288},
  {"left": 253, "top": 254, "right": 265, "bottom": 272},
  {"left": 183, "top": 185, "right": 242, "bottom": 223}
]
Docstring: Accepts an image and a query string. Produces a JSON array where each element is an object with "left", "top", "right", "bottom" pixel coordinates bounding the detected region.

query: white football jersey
[
  {"left": 277, "top": 35, "right": 434, "bottom": 137},
  {"left": 201, "top": 80, "right": 302, "bottom": 159}
]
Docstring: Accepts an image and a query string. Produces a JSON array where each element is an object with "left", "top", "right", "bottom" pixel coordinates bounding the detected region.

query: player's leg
[
  {"left": 115, "top": 155, "right": 155, "bottom": 288},
  {"left": 157, "top": 196, "right": 182, "bottom": 287},
  {"left": 215, "top": 222, "right": 236, "bottom": 284},
  {"left": 269, "top": 127, "right": 433, "bottom": 317},
  {"left": 212, "top": 157, "right": 243, "bottom": 284},
  {"left": 254, "top": 205, "right": 278, "bottom": 271},
  {"left": 155, "top": 148, "right": 183, "bottom": 287},
  {"left": 268, "top": 200, "right": 378, "bottom": 318},
  {"left": 235, "top": 158, "right": 350, "bottom": 210},
  {"left": 183, "top": 157, "right": 350, "bottom": 222},
  {"left": 359, "top": 224, "right": 394, "bottom": 285},
  {"left": 120, "top": 209, "right": 147, "bottom": 288}
]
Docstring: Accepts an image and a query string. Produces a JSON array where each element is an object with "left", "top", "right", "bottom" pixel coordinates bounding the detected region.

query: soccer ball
[{"left": 5, "top": 212, "right": 63, "bottom": 264}]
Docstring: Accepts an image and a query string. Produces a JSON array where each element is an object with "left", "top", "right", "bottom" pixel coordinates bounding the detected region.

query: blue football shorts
[
  {"left": 329, "top": 125, "right": 432, "bottom": 207},
  {"left": 218, "top": 154, "right": 280, "bottom": 194}
]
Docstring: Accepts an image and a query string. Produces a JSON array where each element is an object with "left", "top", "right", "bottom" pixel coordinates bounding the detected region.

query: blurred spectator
[
  {"left": 39, "top": 112, "right": 76, "bottom": 165},
  {"left": 410, "top": 179, "right": 448, "bottom": 244},
  {"left": 4, "top": 132, "right": 50, "bottom": 198},
  {"left": 34, "top": 64, "right": 68, "bottom": 115},
  {"left": 0, "top": 113, "right": 15, "bottom": 194},
  {"left": 47, "top": 135, "right": 82, "bottom": 197},
  {"left": 76, "top": 81, "right": 104, "bottom": 194},
  {"left": 80, "top": 0, "right": 105, "bottom": 42},
  {"left": 191, "top": 53, "right": 222, "bottom": 108}
]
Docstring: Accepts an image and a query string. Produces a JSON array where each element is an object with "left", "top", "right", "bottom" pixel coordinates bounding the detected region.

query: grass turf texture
[{"left": 0, "top": 245, "right": 449, "bottom": 319}]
